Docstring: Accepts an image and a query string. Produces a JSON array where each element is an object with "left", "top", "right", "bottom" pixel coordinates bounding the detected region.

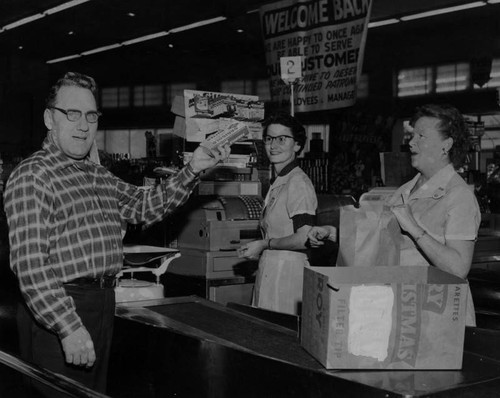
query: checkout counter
[{"left": 108, "top": 296, "right": 500, "bottom": 398}]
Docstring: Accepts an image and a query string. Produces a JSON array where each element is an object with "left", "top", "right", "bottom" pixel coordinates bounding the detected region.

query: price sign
[{"left": 280, "top": 56, "right": 302, "bottom": 84}]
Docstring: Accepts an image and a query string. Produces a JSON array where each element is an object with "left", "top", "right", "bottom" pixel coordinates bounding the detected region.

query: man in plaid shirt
[{"left": 4, "top": 71, "right": 229, "bottom": 395}]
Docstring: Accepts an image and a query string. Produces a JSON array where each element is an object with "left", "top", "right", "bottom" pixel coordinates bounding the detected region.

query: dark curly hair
[
  {"left": 263, "top": 111, "right": 307, "bottom": 155},
  {"left": 410, "top": 104, "right": 470, "bottom": 168},
  {"left": 45, "top": 72, "right": 98, "bottom": 109}
]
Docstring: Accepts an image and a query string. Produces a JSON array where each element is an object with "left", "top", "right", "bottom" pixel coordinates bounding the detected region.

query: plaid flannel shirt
[{"left": 4, "top": 136, "right": 199, "bottom": 338}]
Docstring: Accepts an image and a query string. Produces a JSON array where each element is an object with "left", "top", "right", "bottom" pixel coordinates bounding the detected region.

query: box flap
[{"left": 308, "top": 266, "right": 467, "bottom": 286}]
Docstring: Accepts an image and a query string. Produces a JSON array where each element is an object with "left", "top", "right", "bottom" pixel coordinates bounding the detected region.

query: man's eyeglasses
[
  {"left": 50, "top": 106, "right": 101, "bottom": 124},
  {"left": 263, "top": 135, "right": 294, "bottom": 145}
]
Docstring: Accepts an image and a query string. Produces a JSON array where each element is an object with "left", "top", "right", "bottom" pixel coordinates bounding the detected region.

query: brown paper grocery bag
[{"left": 337, "top": 205, "right": 402, "bottom": 267}]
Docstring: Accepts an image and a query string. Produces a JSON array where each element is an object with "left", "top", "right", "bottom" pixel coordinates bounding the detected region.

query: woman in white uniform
[
  {"left": 239, "top": 112, "right": 317, "bottom": 315},
  {"left": 308, "top": 104, "right": 480, "bottom": 326}
]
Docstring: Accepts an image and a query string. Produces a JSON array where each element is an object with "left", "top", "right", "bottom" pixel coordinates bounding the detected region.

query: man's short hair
[{"left": 45, "top": 72, "right": 98, "bottom": 108}]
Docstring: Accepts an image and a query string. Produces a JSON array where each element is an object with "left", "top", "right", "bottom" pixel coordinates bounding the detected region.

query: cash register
[{"left": 166, "top": 195, "right": 263, "bottom": 305}]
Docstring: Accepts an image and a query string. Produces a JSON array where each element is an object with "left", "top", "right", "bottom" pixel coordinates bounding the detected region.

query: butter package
[{"left": 301, "top": 266, "right": 468, "bottom": 369}]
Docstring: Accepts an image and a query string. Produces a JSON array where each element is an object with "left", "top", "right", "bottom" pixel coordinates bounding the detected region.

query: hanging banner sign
[{"left": 259, "top": 0, "right": 373, "bottom": 112}]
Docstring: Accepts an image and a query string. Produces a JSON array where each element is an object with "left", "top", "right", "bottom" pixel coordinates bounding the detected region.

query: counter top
[{"left": 110, "top": 296, "right": 500, "bottom": 398}]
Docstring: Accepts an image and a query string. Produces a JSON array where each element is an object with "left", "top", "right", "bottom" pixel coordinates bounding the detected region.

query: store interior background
[
  {"left": 2, "top": 2, "right": 500, "bottom": 394},
  {"left": 1, "top": 0, "right": 500, "bottom": 192}
]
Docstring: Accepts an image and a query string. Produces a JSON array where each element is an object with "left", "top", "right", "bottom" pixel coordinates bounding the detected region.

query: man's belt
[{"left": 65, "top": 275, "right": 117, "bottom": 289}]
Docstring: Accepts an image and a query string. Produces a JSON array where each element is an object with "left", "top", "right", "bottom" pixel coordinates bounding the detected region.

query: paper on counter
[{"left": 348, "top": 285, "right": 394, "bottom": 361}]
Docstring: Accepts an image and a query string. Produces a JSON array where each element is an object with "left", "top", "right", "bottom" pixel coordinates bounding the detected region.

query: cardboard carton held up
[{"left": 301, "top": 266, "right": 468, "bottom": 369}]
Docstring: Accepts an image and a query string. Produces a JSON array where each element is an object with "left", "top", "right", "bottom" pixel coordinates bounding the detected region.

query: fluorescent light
[
  {"left": 122, "top": 31, "right": 169, "bottom": 46},
  {"left": 81, "top": 43, "right": 122, "bottom": 56},
  {"left": 169, "top": 16, "right": 226, "bottom": 33},
  {"left": 368, "top": 18, "right": 399, "bottom": 28},
  {"left": 47, "top": 54, "right": 82, "bottom": 64},
  {"left": 42, "top": 1, "right": 497, "bottom": 64},
  {"left": 2, "top": 13, "right": 44, "bottom": 30},
  {"left": 1, "top": 0, "right": 92, "bottom": 33},
  {"left": 401, "top": 1, "right": 486, "bottom": 21},
  {"left": 44, "top": 0, "right": 92, "bottom": 15}
]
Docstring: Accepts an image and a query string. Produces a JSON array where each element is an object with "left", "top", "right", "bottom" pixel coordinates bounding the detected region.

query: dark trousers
[{"left": 17, "top": 284, "right": 115, "bottom": 397}]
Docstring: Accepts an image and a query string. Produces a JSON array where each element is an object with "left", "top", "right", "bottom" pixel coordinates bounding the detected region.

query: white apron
[{"left": 253, "top": 166, "right": 316, "bottom": 315}]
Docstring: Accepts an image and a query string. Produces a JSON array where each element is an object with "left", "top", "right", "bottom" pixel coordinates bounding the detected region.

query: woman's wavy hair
[
  {"left": 45, "top": 72, "right": 98, "bottom": 108},
  {"left": 263, "top": 111, "right": 307, "bottom": 155},
  {"left": 410, "top": 103, "right": 470, "bottom": 168}
]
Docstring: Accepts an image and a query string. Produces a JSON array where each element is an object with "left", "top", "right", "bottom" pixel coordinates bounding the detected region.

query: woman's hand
[
  {"left": 391, "top": 203, "right": 474, "bottom": 278},
  {"left": 307, "top": 226, "right": 337, "bottom": 247},
  {"left": 390, "top": 204, "right": 423, "bottom": 238},
  {"left": 238, "top": 240, "right": 267, "bottom": 260}
]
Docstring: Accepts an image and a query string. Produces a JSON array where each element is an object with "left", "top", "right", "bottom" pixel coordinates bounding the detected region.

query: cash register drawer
[
  {"left": 168, "top": 248, "right": 258, "bottom": 279},
  {"left": 213, "top": 256, "right": 240, "bottom": 272}
]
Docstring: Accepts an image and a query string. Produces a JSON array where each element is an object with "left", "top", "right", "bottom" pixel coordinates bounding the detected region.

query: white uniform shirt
[{"left": 388, "top": 164, "right": 481, "bottom": 325}]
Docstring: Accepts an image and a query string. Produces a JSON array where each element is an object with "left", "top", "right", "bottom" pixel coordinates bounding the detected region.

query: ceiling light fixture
[
  {"left": 122, "top": 31, "right": 169, "bottom": 46},
  {"left": 81, "top": 43, "right": 122, "bottom": 56},
  {"left": 400, "top": 1, "right": 486, "bottom": 21},
  {"left": 368, "top": 18, "right": 400, "bottom": 28},
  {"left": 168, "top": 43, "right": 174, "bottom": 48},
  {"left": 46, "top": 54, "right": 82, "bottom": 64},
  {"left": 46, "top": 1, "right": 498, "bottom": 64},
  {"left": 0, "top": 0, "right": 92, "bottom": 33},
  {"left": 127, "top": 12, "right": 136, "bottom": 17},
  {"left": 47, "top": 16, "right": 226, "bottom": 63},
  {"left": 44, "top": 0, "right": 92, "bottom": 15},
  {"left": 1, "top": 13, "right": 44, "bottom": 31},
  {"left": 169, "top": 16, "right": 226, "bottom": 33}
]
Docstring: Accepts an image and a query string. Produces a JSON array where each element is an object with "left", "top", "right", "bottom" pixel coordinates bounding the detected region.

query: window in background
[
  {"left": 134, "top": 85, "right": 163, "bottom": 107},
  {"left": 101, "top": 86, "right": 130, "bottom": 108},
  {"left": 473, "top": 58, "right": 500, "bottom": 89},
  {"left": 436, "top": 63, "right": 469, "bottom": 93},
  {"left": 397, "top": 67, "right": 433, "bottom": 97},
  {"left": 221, "top": 80, "right": 253, "bottom": 95},
  {"left": 357, "top": 74, "right": 369, "bottom": 98},
  {"left": 166, "top": 83, "right": 197, "bottom": 105},
  {"left": 255, "top": 79, "right": 271, "bottom": 102},
  {"left": 103, "top": 130, "right": 130, "bottom": 154}
]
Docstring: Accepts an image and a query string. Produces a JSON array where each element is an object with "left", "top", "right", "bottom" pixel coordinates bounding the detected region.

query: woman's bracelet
[
  {"left": 267, "top": 238, "right": 273, "bottom": 250},
  {"left": 415, "top": 229, "right": 427, "bottom": 243}
]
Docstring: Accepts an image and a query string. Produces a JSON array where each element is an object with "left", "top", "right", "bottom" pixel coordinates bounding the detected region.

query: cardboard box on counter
[{"left": 301, "top": 266, "right": 468, "bottom": 370}]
